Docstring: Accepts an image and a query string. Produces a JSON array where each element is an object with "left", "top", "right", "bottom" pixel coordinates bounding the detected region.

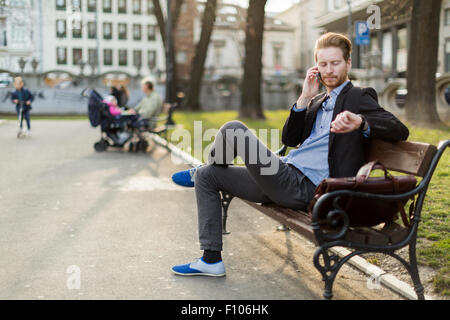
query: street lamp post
[
  {"left": 31, "top": 58, "right": 39, "bottom": 74},
  {"left": 18, "top": 57, "right": 27, "bottom": 74},
  {"left": 346, "top": 0, "right": 352, "bottom": 40},
  {"left": 78, "top": 60, "right": 87, "bottom": 76}
]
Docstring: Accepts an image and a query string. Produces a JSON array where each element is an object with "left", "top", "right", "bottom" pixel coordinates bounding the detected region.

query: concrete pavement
[{"left": 0, "top": 120, "right": 403, "bottom": 300}]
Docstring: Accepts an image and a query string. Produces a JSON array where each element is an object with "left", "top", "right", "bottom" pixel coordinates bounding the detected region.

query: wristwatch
[{"left": 359, "top": 115, "right": 367, "bottom": 131}]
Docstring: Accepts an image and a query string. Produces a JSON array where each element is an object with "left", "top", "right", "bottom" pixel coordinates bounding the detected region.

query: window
[
  {"left": 147, "top": 25, "right": 156, "bottom": 41},
  {"left": 0, "top": 19, "right": 6, "bottom": 47},
  {"left": 71, "top": 0, "right": 81, "bottom": 10},
  {"left": 88, "top": 48, "right": 98, "bottom": 66},
  {"left": 445, "top": 39, "right": 450, "bottom": 73},
  {"left": 119, "top": 49, "right": 128, "bottom": 66},
  {"left": 370, "top": 33, "right": 379, "bottom": 52},
  {"left": 396, "top": 27, "right": 407, "bottom": 73},
  {"left": 445, "top": 8, "right": 450, "bottom": 26},
  {"left": 118, "top": 0, "right": 127, "bottom": 13},
  {"left": 56, "top": 0, "right": 66, "bottom": 11},
  {"left": 213, "top": 40, "right": 225, "bottom": 67},
  {"left": 382, "top": 31, "right": 392, "bottom": 73},
  {"left": 103, "top": 0, "right": 111, "bottom": 13},
  {"left": 11, "top": 24, "right": 28, "bottom": 43},
  {"left": 103, "top": 22, "right": 112, "bottom": 39},
  {"left": 73, "top": 48, "right": 83, "bottom": 65},
  {"left": 88, "top": 0, "right": 97, "bottom": 12},
  {"left": 146, "top": 0, "right": 154, "bottom": 14},
  {"left": 72, "top": 23, "right": 82, "bottom": 38},
  {"left": 272, "top": 42, "right": 283, "bottom": 68},
  {"left": 56, "top": 47, "right": 67, "bottom": 64},
  {"left": 133, "top": 49, "right": 142, "bottom": 67},
  {"left": 214, "top": 47, "right": 222, "bottom": 67},
  {"left": 133, "top": 24, "right": 142, "bottom": 40},
  {"left": 133, "top": 0, "right": 141, "bottom": 14},
  {"left": 147, "top": 50, "right": 156, "bottom": 69},
  {"left": 88, "top": 21, "right": 97, "bottom": 39},
  {"left": 104, "top": 49, "right": 113, "bottom": 66},
  {"left": 118, "top": 23, "right": 127, "bottom": 40},
  {"left": 56, "top": 19, "right": 67, "bottom": 38}
]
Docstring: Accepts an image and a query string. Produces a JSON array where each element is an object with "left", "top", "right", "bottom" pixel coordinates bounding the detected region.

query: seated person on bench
[
  {"left": 133, "top": 80, "right": 163, "bottom": 128},
  {"left": 170, "top": 32, "right": 410, "bottom": 277}
]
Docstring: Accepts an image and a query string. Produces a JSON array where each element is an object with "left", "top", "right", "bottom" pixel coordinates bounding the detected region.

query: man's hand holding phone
[{"left": 296, "top": 66, "right": 321, "bottom": 108}]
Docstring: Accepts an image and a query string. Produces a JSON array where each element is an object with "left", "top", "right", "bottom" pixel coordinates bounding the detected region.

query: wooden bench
[{"left": 220, "top": 138, "right": 449, "bottom": 300}]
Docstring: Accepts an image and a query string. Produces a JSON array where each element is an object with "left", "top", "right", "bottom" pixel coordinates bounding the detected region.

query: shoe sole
[{"left": 172, "top": 270, "right": 226, "bottom": 277}]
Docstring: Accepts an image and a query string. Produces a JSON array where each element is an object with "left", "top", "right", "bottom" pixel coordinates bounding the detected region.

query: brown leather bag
[{"left": 308, "top": 161, "right": 417, "bottom": 227}]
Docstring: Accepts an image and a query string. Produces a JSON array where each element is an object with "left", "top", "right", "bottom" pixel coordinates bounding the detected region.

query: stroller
[{"left": 82, "top": 88, "right": 176, "bottom": 152}]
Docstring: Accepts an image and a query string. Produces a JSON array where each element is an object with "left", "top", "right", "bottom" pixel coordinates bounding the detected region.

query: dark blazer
[
  {"left": 282, "top": 81, "right": 409, "bottom": 178},
  {"left": 11, "top": 88, "right": 34, "bottom": 112}
]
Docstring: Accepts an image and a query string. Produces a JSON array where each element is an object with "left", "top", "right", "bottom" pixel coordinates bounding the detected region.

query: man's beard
[{"left": 321, "top": 71, "right": 348, "bottom": 90}]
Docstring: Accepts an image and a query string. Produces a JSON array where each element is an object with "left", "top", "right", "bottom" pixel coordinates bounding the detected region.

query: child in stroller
[{"left": 84, "top": 88, "right": 173, "bottom": 152}]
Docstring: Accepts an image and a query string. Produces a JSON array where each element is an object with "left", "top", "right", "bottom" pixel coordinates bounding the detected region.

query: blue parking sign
[{"left": 355, "top": 21, "right": 370, "bottom": 45}]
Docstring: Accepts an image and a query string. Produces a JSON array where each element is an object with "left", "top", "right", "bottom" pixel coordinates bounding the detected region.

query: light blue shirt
[{"left": 281, "top": 81, "right": 369, "bottom": 186}]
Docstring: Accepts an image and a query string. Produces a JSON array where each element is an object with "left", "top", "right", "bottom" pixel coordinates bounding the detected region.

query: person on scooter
[{"left": 11, "top": 77, "right": 34, "bottom": 137}]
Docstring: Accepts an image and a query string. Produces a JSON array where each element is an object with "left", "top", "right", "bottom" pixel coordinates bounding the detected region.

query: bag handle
[{"left": 355, "top": 160, "right": 392, "bottom": 187}]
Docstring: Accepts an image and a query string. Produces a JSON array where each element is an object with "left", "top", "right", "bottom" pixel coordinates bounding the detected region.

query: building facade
[
  {"left": 275, "top": 0, "right": 325, "bottom": 74},
  {"left": 0, "top": 0, "right": 41, "bottom": 73},
  {"left": 39, "top": 0, "right": 166, "bottom": 77},
  {"left": 199, "top": 2, "right": 296, "bottom": 81}
]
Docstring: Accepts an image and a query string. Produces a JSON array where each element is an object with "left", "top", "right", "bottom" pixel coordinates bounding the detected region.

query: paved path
[{"left": 0, "top": 120, "right": 402, "bottom": 300}]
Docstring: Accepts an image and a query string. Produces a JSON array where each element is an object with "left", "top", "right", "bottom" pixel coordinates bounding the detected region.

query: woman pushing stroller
[{"left": 11, "top": 77, "right": 34, "bottom": 138}]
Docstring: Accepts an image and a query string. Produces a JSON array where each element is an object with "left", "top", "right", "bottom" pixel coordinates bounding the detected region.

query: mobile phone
[{"left": 316, "top": 72, "right": 322, "bottom": 82}]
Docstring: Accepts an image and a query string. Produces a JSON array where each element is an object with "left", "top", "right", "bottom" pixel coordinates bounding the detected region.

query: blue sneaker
[
  {"left": 172, "top": 258, "right": 226, "bottom": 277},
  {"left": 171, "top": 166, "right": 200, "bottom": 188}
]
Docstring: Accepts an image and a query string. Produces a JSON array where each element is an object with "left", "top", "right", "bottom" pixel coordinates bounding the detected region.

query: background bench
[{"left": 220, "top": 138, "right": 449, "bottom": 300}]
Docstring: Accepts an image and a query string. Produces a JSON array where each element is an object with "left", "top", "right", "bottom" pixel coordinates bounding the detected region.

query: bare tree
[
  {"left": 152, "top": 0, "right": 184, "bottom": 102},
  {"left": 239, "top": 0, "right": 267, "bottom": 119},
  {"left": 183, "top": 0, "right": 218, "bottom": 110},
  {"left": 405, "top": 0, "right": 445, "bottom": 127}
]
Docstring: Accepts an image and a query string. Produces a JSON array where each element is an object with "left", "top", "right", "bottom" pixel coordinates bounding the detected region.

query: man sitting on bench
[{"left": 170, "top": 32, "right": 410, "bottom": 277}]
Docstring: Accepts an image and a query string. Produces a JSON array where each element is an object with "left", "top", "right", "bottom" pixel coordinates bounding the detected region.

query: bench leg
[
  {"left": 409, "top": 240, "right": 425, "bottom": 300},
  {"left": 313, "top": 246, "right": 361, "bottom": 300},
  {"left": 221, "top": 191, "right": 234, "bottom": 235}
]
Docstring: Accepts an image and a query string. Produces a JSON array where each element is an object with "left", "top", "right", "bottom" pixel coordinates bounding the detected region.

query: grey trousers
[{"left": 194, "top": 120, "right": 316, "bottom": 251}]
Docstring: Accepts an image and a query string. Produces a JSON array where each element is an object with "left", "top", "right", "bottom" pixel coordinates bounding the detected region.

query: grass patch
[{"left": 169, "top": 109, "right": 450, "bottom": 296}]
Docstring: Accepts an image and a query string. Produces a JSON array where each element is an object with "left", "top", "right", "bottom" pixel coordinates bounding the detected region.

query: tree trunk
[
  {"left": 183, "top": 0, "right": 218, "bottom": 111},
  {"left": 405, "top": 0, "right": 443, "bottom": 126},
  {"left": 152, "top": 0, "right": 184, "bottom": 103},
  {"left": 239, "top": 0, "right": 267, "bottom": 119}
]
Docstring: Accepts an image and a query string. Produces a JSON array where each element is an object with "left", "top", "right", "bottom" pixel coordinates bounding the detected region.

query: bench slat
[
  {"left": 345, "top": 227, "right": 389, "bottom": 245},
  {"left": 243, "top": 201, "right": 409, "bottom": 247},
  {"left": 367, "top": 139, "right": 437, "bottom": 177},
  {"left": 379, "top": 222, "right": 409, "bottom": 243},
  {"left": 243, "top": 201, "right": 317, "bottom": 244}
]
